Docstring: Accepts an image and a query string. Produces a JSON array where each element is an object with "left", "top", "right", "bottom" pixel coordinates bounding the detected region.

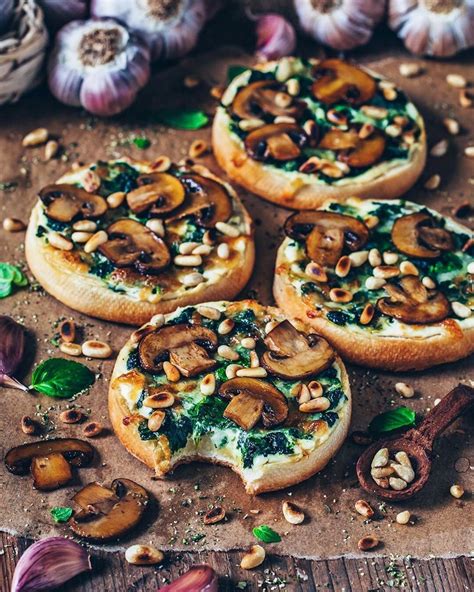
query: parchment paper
[{"left": 0, "top": 47, "right": 472, "bottom": 559}]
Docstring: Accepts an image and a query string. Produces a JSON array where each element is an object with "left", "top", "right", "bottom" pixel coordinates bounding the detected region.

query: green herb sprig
[
  {"left": 252, "top": 525, "right": 281, "bottom": 543},
  {"left": 155, "top": 109, "right": 209, "bottom": 130},
  {"left": 368, "top": 406, "right": 416, "bottom": 435},
  {"left": 0, "top": 263, "right": 28, "bottom": 298},
  {"left": 30, "top": 359, "right": 95, "bottom": 399},
  {"left": 50, "top": 506, "right": 73, "bottom": 523}
]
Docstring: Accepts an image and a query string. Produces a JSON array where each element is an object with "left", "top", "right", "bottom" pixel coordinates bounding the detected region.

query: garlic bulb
[
  {"left": 0, "top": 0, "right": 14, "bottom": 33},
  {"left": 48, "top": 18, "right": 151, "bottom": 117},
  {"left": 256, "top": 13, "right": 297, "bottom": 61},
  {"left": 90, "top": 0, "right": 210, "bottom": 62},
  {"left": 389, "top": 0, "right": 474, "bottom": 57},
  {"left": 37, "top": 0, "right": 88, "bottom": 29},
  {"left": 294, "top": 0, "right": 386, "bottom": 50}
]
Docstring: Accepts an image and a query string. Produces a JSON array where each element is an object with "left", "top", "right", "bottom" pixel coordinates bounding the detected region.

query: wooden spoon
[{"left": 356, "top": 384, "right": 474, "bottom": 501}]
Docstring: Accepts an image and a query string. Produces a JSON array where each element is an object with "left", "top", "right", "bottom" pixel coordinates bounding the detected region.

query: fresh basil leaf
[
  {"left": 132, "top": 137, "right": 151, "bottom": 149},
  {"left": 0, "top": 281, "right": 13, "bottom": 298},
  {"left": 30, "top": 358, "right": 95, "bottom": 399},
  {"left": 368, "top": 406, "right": 416, "bottom": 435},
  {"left": 0, "top": 263, "right": 28, "bottom": 298},
  {"left": 253, "top": 525, "right": 281, "bottom": 543},
  {"left": 155, "top": 109, "right": 209, "bottom": 130},
  {"left": 227, "top": 64, "right": 247, "bottom": 83},
  {"left": 50, "top": 506, "right": 73, "bottom": 523}
]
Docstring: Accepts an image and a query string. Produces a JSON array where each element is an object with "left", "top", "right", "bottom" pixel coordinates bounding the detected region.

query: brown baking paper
[{"left": 0, "top": 47, "right": 472, "bottom": 559}]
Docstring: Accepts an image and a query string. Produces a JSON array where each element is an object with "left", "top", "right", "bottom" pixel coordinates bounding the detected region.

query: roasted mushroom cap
[
  {"left": 312, "top": 59, "right": 376, "bottom": 105},
  {"left": 244, "top": 123, "right": 309, "bottom": 161},
  {"left": 377, "top": 275, "right": 451, "bottom": 324},
  {"left": 167, "top": 174, "right": 232, "bottom": 228},
  {"left": 219, "top": 378, "right": 288, "bottom": 430},
  {"left": 126, "top": 173, "right": 186, "bottom": 216},
  {"left": 39, "top": 184, "right": 108, "bottom": 223},
  {"left": 319, "top": 128, "right": 386, "bottom": 168},
  {"left": 98, "top": 219, "right": 171, "bottom": 274},
  {"left": 138, "top": 324, "right": 218, "bottom": 377},
  {"left": 285, "top": 211, "right": 369, "bottom": 266},
  {"left": 391, "top": 212, "right": 454, "bottom": 259},
  {"left": 4, "top": 438, "right": 94, "bottom": 491},
  {"left": 69, "top": 478, "right": 149, "bottom": 541},
  {"left": 261, "top": 320, "right": 335, "bottom": 379},
  {"left": 232, "top": 80, "right": 306, "bottom": 120}
]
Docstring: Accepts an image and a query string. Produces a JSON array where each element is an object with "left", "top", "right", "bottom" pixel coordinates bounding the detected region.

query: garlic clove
[
  {"left": 11, "top": 536, "right": 91, "bottom": 592},
  {"left": 158, "top": 564, "right": 218, "bottom": 591},
  {"left": 255, "top": 13, "right": 296, "bottom": 61}
]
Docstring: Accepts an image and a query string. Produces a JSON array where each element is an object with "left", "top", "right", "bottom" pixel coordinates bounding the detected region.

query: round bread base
[{"left": 212, "top": 110, "right": 427, "bottom": 210}]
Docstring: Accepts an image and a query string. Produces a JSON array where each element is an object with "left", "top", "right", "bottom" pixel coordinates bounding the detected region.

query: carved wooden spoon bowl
[{"left": 356, "top": 384, "right": 474, "bottom": 501}]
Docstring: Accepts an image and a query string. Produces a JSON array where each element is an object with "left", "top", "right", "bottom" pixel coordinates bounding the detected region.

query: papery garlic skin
[
  {"left": 91, "top": 0, "right": 208, "bottom": 62},
  {"left": 256, "top": 13, "right": 297, "bottom": 61},
  {"left": 294, "top": 0, "right": 386, "bottom": 50},
  {"left": 37, "top": 0, "right": 88, "bottom": 29},
  {"left": 11, "top": 537, "right": 91, "bottom": 592},
  {"left": 48, "top": 18, "right": 151, "bottom": 116},
  {"left": 159, "top": 564, "right": 218, "bottom": 592},
  {"left": 389, "top": 0, "right": 474, "bottom": 57}
]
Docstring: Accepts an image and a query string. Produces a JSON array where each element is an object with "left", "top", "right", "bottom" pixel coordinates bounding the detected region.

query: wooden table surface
[{"left": 1, "top": 3, "right": 473, "bottom": 590}]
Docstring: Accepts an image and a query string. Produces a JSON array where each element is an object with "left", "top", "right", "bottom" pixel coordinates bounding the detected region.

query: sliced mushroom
[
  {"left": 167, "top": 174, "right": 232, "bottom": 228},
  {"left": 284, "top": 211, "right": 369, "bottom": 266},
  {"left": 126, "top": 173, "right": 186, "bottom": 215},
  {"left": 219, "top": 378, "right": 288, "bottom": 429},
  {"left": 69, "top": 478, "right": 149, "bottom": 541},
  {"left": 98, "top": 219, "right": 171, "bottom": 274},
  {"left": 261, "top": 320, "right": 335, "bottom": 379},
  {"left": 244, "top": 123, "right": 309, "bottom": 161},
  {"left": 377, "top": 275, "right": 451, "bottom": 324},
  {"left": 312, "top": 59, "right": 376, "bottom": 106},
  {"left": 391, "top": 212, "right": 454, "bottom": 259},
  {"left": 232, "top": 80, "right": 306, "bottom": 120},
  {"left": 138, "top": 324, "right": 218, "bottom": 377},
  {"left": 4, "top": 438, "right": 94, "bottom": 490},
  {"left": 39, "top": 184, "right": 108, "bottom": 222},
  {"left": 319, "top": 128, "right": 386, "bottom": 168}
]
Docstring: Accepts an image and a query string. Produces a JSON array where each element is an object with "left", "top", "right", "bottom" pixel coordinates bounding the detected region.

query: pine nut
[
  {"left": 450, "top": 484, "right": 464, "bottom": 498},
  {"left": 396, "top": 510, "right": 411, "bottom": 525},
  {"left": 180, "top": 272, "right": 204, "bottom": 286},
  {"left": 148, "top": 410, "right": 165, "bottom": 432},
  {"left": 22, "top": 127, "right": 48, "bottom": 147},
  {"left": 373, "top": 265, "right": 400, "bottom": 279},
  {"left": 240, "top": 545, "right": 265, "bottom": 569},
  {"left": 424, "top": 174, "right": 441, "bottom": 190},
  {"left": 464, "top": 146, "right": 474, "bottom": 159},
  {"left": 446, "top": 74, "right": 466, "bottom": 88},
  {"left": 84, "top": 230, "right": 108, "bottom": 253},
  {"left": 49, "top": 232, "right": 73, "bottom": 251},
  {"left": 399, "top": 63, "right": 421, "bottom": 77},
  {"left": 359, "top": 303, "right": 375, "bottom": 325},
  {"left": 264, "top": 320, "right": 279, "bottom": 334},
  {"left": 299, "top": 396, "right": 330, "bottom": 413},
  {"left": 44, "top": 140, "right": 59, "bottom": 160},
  {"left": 163, "top": 361, "right": 180, "bottom": 382},
  {"left": 239, "top": 118, "right": 265, "bottom": 131},
  {"left": 143, "top": 391, "right": 175, "bottom": 409},
  {"left": 217, "top": 243, "right": 230, "bottom": 259},
  {"left": 443, "top": 117, "right": 460, "bottom": 135},
  {"left": 422, "top": 276, "right": 436, "bottom": 289},
  {"left": 430, "top": 139, "right": 449, "bottom": 157},
  {"left": 59, "top": 342, "right": 82, "bottom": 356},
  {"left": 82, "top": 340, "right": 112, "bottom": 359},
  {"left": 329, "top": 288, "right": 353, "bottom": 303},
  {"left": 3, "top": 217, "right": 26, "bottom": 232},
  {"left": 371, "top": 466, "right": 395, "bottom": 478},
  {"left": 298, "top": 384, "right": 311, "bottom": 404},
  {"left": 82, "top": 170, "right": 101, "bottom": 193},
  {"left": 197, "top": 305, "right": 221, "bottom": 320},
  {"left": 83, "top": 421, "right": 104, "bottom": 438},
  {"left": 150, "top": 313, "right": 165, "bottom": 327},
  {"left": 354, "top": 500, "right": 374, "bottom": 518},
  {"left": 275, "top": 91, "right": 293, "bottom": 108},
  {"left": 179, "top": 242, "right": 200, "bottom": 255},
  {"left": 59, "top": 409, "right": 84, "bottom": 423},
  {"left": 72, "top": 231, "right": 93, "bottom": 243},
  {"left": 361, "top": 105, "right": 388, "bottom": 119},
  {"left": 274, "top": 115, "right": 296, "bottom": 124},
  {"left": 400, "top": 261, "right": 419, "bottom": 276},
  {"left": 364, "top": 215, "right": 379, "bottom": 229},
  {"left": 358, "top": 536, "right": 379, "bottom": 551},
  {"left": 210, "top": 85, "right": 224, "bottom": 100},
  {"left": 459, "top": 89, "right": 473, "bottom": 108},
  {"left": 385, "top": 124, "right": 402, "bottom": 138},
  {"left": 327, "top": 109, "right": 348, "bottom": 126},
  {"left": 303, "top": 119, "right": 318, "bottom": 138},
  {"left": 146, "top": 218, "right": 165, "bottom": 237},
  {"left": 335, "top": 256, "right": 351, "bottom": 278},
  {"left": 59, "top": 320, "right": 76, "bottom": 343},
  {"left": 286, "top": 78, "right": 300, "bottom": 96},
  {"left": 358, "top": 122, "right": 374, "bottom": 139},
  {"left": 467, "top": 262, "right": 474, "bottom": 274},
  {"left": 392, "top": 463, "right": 415, "bottom": 483},
  {"left": 374, "top": 477, "right": 389, "bottom": 489},
  {"left": 218, "top": 318, "right": 234, "bottom": 335},
  {"left": 218, "top": 345, "right": 239, "bottom": 361},
  {"left": 193, "top": 244, "right": 212, "bottom": 255},
  {"left": 189, "top": 139, "right": 209, "bottom": 159},
  {"left": 174, "top": 254, "right": 202, "bottom": 267},
  {"left": 200, "top": 373, "right": 216, "bottom": 396},
  {"left": 125, "top": 544, "right": 164, "bottom": 565},
  {"left": 383, "top": 86, "right": 397, "bottom": 101},
  {"left": 282, "top": 501, "right": 305, "bottom": 524},
  {"left": 308, "top": 380, "right": 323, "bottom": 398},
  {"left": 365, "top": 277, "right": 386, "bottom": 290},
  {"left": 451, "top": 301, "right": 471, "bottom": 318},
  {"left": 21, "top": 415, "right": 38, "bottom": 435},
  {"left": 215, "top": 221, "right": 240, "bottom": 237},
  {"left": 152, "top": 156, "right": 171, "bottom": 172},
  {"left": 241, "top": 337, "right": 256, "bottom": 349},
  {"left": 349, "top": 250, "right": 369, "bottom": 267},
  {"left": 305, "top": 262, "right": 328, "bottom": 282},
  {"left": 225, "top": 364, "right": 242, "bottom": 379},
  {"left": 371, "top": 448, "right": 389, "bottom": 468},
  {"left": 73, "top": 220, "right": 97, "bottom": 232},
  {"left": 107, "top": 191, "right": 126, "bottom": 208},
  {"left": 236, "top": 367, "right": 267, "bottom": 378},
  {"left": 389, "top": 477, "right": 407, "bottom": 490},
  {"left": 250, "top": 350, "right": 259, "bottom": 368},
  {"left": 395, "top": 382, "right": 414, "bottom": 398},
  {"left": 203, "top": 506, "right": 226, "bottom": 524},
  {"left": 368, "top": 248, "right": 382, "bottom": 267}
]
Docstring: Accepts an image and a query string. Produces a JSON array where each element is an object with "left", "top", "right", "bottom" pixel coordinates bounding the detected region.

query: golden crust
[
  {"left": 25, "top": 169, "right": 255, "bottom": 326},
  {"left": 212, "top": 108, "right": 427, "bottom": 210},
  {"left": 273, "top": 256, "right": 474, "bottom": 372},
  {"left": 108, "top": 301, "right": 352, "bottom": 494}
]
